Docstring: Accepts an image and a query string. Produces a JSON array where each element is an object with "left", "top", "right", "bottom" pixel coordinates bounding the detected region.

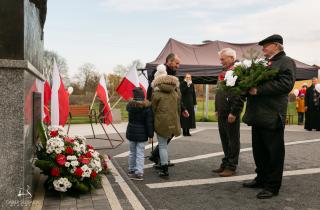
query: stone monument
[{"left": 0, "top": 0, "right": 47, "bottom": 209}]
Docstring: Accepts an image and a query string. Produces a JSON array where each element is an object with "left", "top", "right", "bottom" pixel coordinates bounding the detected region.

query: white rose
[
  {"left": 242, "top": 59, "right": 252, "bottom": 68},
  {"left": 226, "top": 75, "right": 238, "bottom": 87},
  {"left": 224, "top": 70, "right": 234, "bottom": 80},
  {"left": 234, "top": 62, "right": 242, "bottom": 67}
]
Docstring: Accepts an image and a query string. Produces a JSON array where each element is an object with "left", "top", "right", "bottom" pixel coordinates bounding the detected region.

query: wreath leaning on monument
[
  {"left": 219, "top": 58, "right": 279, "bottom": 95},
  {"left": 35, "top": 125, "right": 111, "bottom": 194}
]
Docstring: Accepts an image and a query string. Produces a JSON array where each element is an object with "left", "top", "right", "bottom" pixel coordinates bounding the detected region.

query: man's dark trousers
[
  {"left": 252, "top": 126, "right": 285, "bottom": 193},
  {"left": 218, "top": 113, "right": 240, "bottom": 170}
]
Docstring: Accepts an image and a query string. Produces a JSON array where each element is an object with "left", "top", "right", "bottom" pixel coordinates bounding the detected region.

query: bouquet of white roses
[{"left": 219, "top": 59, "right": 278, "bottom": 95}]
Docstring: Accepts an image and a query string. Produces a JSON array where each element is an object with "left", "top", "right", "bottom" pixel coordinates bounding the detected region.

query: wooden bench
[
  {"left": 67, "top": 105, "right": 97, "bottom": 133},
  {"left": 69, "top": 105, "right": 92, "bottom": 118}
]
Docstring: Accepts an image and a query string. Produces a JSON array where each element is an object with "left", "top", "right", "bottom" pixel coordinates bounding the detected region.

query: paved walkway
[{"left": 31, "top": 122, "right": 319, "bottom": 210}]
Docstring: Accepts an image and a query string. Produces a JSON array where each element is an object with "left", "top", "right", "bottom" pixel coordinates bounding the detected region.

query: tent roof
[{"left": 145, "top": 38, "right": 318, "bottom": 84}]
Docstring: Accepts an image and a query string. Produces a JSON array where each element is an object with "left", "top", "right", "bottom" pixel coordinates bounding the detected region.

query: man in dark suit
[
  {"left": 242, "top": 34, "right": 296, "bottom": 199},
  {"left": 213, "top": 48, "right": 244, "bottom": 177}
]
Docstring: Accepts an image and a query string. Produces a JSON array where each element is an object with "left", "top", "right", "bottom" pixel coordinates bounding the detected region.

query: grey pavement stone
[{"left": 59, "top": 207, "right": 78, "bottom": 210}]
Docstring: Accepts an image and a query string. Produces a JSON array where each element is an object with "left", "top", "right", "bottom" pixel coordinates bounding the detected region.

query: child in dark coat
[{"left": 126, "top": 87, "right": 154, "bottom": 180}]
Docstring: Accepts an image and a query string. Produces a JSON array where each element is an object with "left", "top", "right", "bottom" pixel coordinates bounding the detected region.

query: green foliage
[
  {"left": 220, "top": 60, "right": 278, "bottom": 95},
  {"left": 38, "top": 122, "right": 47, "bottom": 147},
  {"left": 35, "top": 160, "right": 52, "bottom": 173}
]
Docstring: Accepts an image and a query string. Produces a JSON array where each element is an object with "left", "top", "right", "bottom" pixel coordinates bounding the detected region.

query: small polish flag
[
  {"left": 138, "top": 72, "right": 148, "bottom": 98},
  {"left": 116, "top": 63, "right": 140, "bottom": 100},
  {"left": 43, "top": 80, "right": 51, "bottom": 123},
  {"left": 51, "top": 59, "right": 70, "bottom": 126},
  {"left": 96, "top": 75, "right": 113, "bottom": 125}
]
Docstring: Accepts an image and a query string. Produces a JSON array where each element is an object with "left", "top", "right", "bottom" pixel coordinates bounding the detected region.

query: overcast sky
[{"left": 45, "top": 0, "right": 320, "bottom": 77}]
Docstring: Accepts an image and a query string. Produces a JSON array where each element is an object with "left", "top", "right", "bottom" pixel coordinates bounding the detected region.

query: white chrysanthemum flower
[
  {"left": 81, "top": 165, "right": 92, "bottom": 177},
  {"left": 70, "top": 167, "right": 76, "bottom": 174},
  {"left": 53, "top": 177, "right": 72, "bottom": 192},
  {"left": 75, "top": 135, "right": 86, "bottom": 143},
  {"left": 55, "top": 148, "right": 62, "bottom": 154},
  {"left": 65, "top": 162, "right": 71, "bottom": 167},
  {"left": 71, "top": 160, "right": 79, "bottom": 167},
  {"left": 79, "top": 144, "right": 86, "bottom": 153},
  {"left": 46, "top": 138, "right": 64, "bottom": 154},
  {"left": 67, "top": 155, "right": 77, "bottom": 161},
  {"left": 91, "top": 151, "right": 100, "bottom": 159}
]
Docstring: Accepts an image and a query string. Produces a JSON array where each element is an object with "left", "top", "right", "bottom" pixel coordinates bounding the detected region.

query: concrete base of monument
[{"left": 0, "top": 59, "right": 44, "bottom": 210}]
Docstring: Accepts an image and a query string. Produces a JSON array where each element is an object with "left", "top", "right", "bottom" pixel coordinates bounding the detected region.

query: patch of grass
[{"left": 68, "top": 99, "right": 299, "bottom": 125}]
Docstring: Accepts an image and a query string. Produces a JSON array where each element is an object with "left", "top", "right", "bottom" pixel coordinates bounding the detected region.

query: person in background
[
  {"left": 180, "top": 73, "right": 197, "bottom": 136},
  {"left": 151, "top": 66, "right": 181, "bottom": 178},
  {"left": 304, "top": 77, "right": 320, "bottom": 131},
  {"left": 296, "top": 93, "right": 305, "bottom": 125},
  {"left": 300, "top": 83, "right": 308, "bottom": 96},
  {"left": 126, "top": 87, "right": 154, "bottom": 181},
  {"left": 147, "top": 53, "right": 189, "bottom": 167}
]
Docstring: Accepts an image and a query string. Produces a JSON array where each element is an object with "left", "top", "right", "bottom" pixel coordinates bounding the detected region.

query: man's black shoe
[
  {"left": 256, "top": 190, "right": 278, "bottom": 199},
  {"left": 243, "top": 180, "right": 264, "bottom": 188}
]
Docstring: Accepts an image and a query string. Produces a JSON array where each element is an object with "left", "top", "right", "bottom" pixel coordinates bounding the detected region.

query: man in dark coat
[
  {"left": 180, "top": 73, "right": 197, "bottom": 136},
  {"left": 304, "top": 77, "right": 320, "bottom": 131},
  {"left": 242, "top": 34, "right": 296, "bottom": 199},
  {"left": 147, "top": 53, "right": 189, "bottom": 166},
  {"left": 213, "top": 48, "right": 244, "bottom": 177}
]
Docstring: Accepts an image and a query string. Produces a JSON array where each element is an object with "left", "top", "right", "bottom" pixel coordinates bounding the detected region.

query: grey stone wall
[{"left": 0, "top": 60, "right": 45, "bottom": 209}]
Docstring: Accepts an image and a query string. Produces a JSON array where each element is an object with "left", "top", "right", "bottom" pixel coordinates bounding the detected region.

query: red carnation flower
[
  {"left": 51, "top": 167, "right": 60, "bottom": 177},
  {"left": 78, "top": 155, "right": 90, "bottom": 164},
  {"left": 56, "top": 154, "right": 67, "bottom": 166},
  {"left": 85, "top": 152, "right": 92, "bottom": 158},
  {"left": 64, "top": 137, "right": 74, "bottom": 143},
  {"left": 74, "top": 167, "right": 83, "bottom": 177},
  {"left": 91, "top": 170, "right": 97, "bottom": 179},
  {"left": 87, "top": 144, "right": 94, "bottom": 150},
  {"left": 65, "top": 146, "right": 74, "bottom": 155},
  {"left": 50, "top": 130, "right": 59, "bottom": 137},
  {"left": 268, "top": 61, "right": 272, "bottom": 66}
]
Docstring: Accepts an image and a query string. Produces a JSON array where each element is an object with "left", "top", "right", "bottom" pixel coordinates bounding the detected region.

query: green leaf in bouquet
[
  {"left": 35, "top": 160, "right": 52, "bottom": 173},
  {"left": 73, "top": 182, "right": 90, "bottom": 193},
  {"left": 38, "top": 122, "right": 48, "bottom": 147}
]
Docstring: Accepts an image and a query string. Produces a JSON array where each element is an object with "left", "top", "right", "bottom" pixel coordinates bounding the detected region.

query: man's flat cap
[{"left": 258, "top": 34, "right": 283, "bottom": 46}]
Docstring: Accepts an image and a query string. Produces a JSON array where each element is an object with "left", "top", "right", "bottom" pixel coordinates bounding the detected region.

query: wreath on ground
[{"left": 35, "top": 124, "right": 111, "bottom": 194}]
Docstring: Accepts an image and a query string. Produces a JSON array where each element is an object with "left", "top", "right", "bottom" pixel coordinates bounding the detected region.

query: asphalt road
[{"left": 94, "top": 125, "right": 320, "bottom": 210}]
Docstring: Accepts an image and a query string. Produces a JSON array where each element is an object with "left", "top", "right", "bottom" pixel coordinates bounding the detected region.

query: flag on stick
[
  {"left": 51, "top": 59, "right": 69, "bottom": 126},
  {"left": 96, "top": 75, "right": 113, "bottom": 125},
  {"left": 116, "top": 63, "right": 140, "bottom": 100}
]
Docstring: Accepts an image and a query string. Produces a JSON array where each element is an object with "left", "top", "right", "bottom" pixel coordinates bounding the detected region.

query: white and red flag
[
  {"left": 116, "top": 63, "right": 140, "bottom": 100},
  {"left": 51, "top": 59, "right": 69, "bottom": 126},
  {"left": 138, "top": 72, "right": 148, "bottom": 98},
  {"left": 96, "top": 75, "right": 113, "bottom": 125},
  {"left": 43, "top": 80, "right": 51, "bottom": 123}
]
